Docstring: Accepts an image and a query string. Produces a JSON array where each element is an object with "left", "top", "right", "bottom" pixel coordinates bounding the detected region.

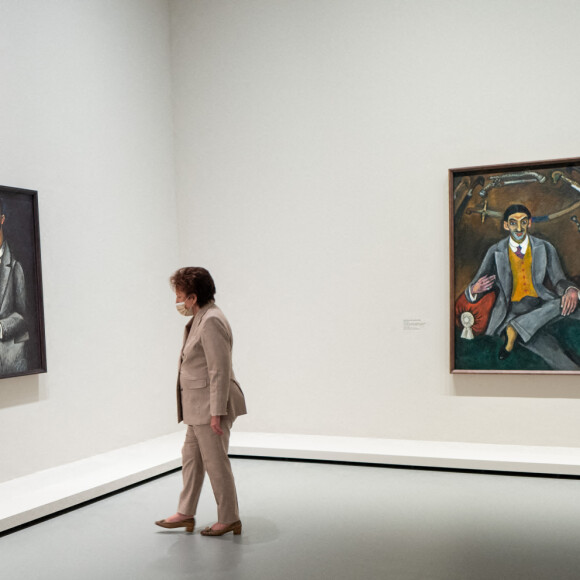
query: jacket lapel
[
  {"left": 182, "top": 303, "right": 214, "bottom": 351},
  {"left": 529, "top": 236, "right": 546, "bottom": 288},
  {"left": 494, "top": 238, "right": 511, "bottom": 299},
  {"left": 182, "top": 318, "right": 193, "bottom": 346}
]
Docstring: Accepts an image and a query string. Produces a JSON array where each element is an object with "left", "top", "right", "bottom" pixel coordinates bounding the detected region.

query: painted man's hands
[
  {"left": 471, "top": 275, "right": 496, "bottom": 295},
  {"left": 471, "top": 279, "right": 578, "bottom": 314},
  {"left": 561, "top": 287, "right": 579, "bottom": 316}
]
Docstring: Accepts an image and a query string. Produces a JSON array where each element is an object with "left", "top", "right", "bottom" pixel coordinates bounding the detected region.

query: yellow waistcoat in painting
[{"left": 509, "top": 245, "right": 538, "bottom": 302}]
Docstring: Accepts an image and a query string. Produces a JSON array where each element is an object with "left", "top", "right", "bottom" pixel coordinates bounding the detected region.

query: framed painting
[
  {"left": 450, "top": 157, "right": 580, "bottom": 374},
  {"left": 0, "top": 185, "right": 46, "bottom": 379}
]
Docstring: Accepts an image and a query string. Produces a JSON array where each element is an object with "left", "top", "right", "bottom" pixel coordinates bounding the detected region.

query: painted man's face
[{"left": 503, "top": 212, "right": 530, "bottom": 243}]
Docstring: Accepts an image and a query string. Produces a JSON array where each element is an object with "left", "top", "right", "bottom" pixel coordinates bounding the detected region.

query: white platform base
[{"left": 2, "top": 431, "right": 580, "bottom": 533}]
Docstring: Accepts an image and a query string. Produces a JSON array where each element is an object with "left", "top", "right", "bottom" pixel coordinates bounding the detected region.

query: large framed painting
[
  {"left": 450, "top": 157, "right": 580, "bottom": 374},
  {"left": 0, "top": 185, "right": 46, "bottom": 379}
]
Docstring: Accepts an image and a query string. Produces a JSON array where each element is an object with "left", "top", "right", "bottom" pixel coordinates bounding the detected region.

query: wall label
[{"left": 403, "top": 319, "right": 426, "bottom": 331}]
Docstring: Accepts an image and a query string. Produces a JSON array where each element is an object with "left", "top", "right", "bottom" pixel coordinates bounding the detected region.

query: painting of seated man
[{"left": 451, "top": 159, "right": 580, "bottom": 373}]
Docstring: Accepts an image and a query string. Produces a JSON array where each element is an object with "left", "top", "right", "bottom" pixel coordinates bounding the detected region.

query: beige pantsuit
[
  {"left": 178, "top": 421, "right": 239, "bottom": 522},
  {"left": 176, "top": 303, "right": 247, "bottom": 523}
]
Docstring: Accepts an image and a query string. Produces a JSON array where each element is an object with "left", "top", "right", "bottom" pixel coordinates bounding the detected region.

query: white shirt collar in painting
[{"left": 508, "top": 235, "right": 529, "bottom": 255}]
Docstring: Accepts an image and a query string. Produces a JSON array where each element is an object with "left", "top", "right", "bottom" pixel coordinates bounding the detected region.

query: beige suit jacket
[{"left": 176, "top": 302, "right": 247, "bottom": 425}]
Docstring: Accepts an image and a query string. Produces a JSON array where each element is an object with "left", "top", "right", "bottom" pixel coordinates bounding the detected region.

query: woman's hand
[{"left": 210, "top": 415, "right": 223, "bottom": 436}]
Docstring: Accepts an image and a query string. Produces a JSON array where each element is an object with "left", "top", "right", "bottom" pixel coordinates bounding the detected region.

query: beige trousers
[{"left": 177, "top": 421, "right": 240, "bottom": 524}]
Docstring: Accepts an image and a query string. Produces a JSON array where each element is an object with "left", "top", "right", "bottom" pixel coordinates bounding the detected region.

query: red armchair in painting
[{"left": 454, "top": 291, "right": 496, "bottom": 339}]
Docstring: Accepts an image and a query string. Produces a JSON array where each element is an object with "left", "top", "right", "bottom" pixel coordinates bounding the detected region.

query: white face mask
[{"left": 176, "top": 302, "right": 194, "bottom": 316}]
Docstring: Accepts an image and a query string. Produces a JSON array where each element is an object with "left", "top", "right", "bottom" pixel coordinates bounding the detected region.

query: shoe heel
[
  {"left": 233, "top": 524, "right": 242, "bottom": 535},
  {"left": 186, "top": 524, "right": 194, "bottom": 533}
]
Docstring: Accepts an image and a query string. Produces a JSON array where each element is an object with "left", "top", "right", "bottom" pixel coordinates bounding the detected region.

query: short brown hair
[{"left": 170, "top": 267, "right": 216, "bottom": 307}]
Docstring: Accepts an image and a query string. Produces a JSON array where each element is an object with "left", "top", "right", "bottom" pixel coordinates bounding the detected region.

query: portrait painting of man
[
  {"left": 451, "top": 158, "right": 580, "bottom": 373},
  {"left": 0, "top": 186, "right": 46, "bottom": 379}
]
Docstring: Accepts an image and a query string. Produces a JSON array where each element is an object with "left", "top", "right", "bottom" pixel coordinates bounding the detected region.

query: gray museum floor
[{"left": 2, "top": 457, "right": 580, "bottom": 580}]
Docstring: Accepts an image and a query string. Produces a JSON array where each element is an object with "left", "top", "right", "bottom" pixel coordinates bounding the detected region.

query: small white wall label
[{"left": 403, "top": 319, "right": 426, "bottom": 331}]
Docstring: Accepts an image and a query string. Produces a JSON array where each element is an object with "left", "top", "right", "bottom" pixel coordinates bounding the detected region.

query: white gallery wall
[
  {"left": 171, "top": 0, "right": 580, "bottom": 446},
  {"left": 2, "top": 0, "right": 580, "bottom": 488},
  {"left": 0, "top": 0, "right": 183, "bottom": 483}
]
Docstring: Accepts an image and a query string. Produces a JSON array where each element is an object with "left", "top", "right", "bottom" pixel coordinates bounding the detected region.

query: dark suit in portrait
[{"left": 0, "top": 240, "right": 29, "bottom": 374}]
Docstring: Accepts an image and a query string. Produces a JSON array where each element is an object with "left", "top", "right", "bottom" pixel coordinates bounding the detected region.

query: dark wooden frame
[
  {"left": 0, "top": 185, "right": 46, "bottom": 379},
  {"left": 450, "top": 157, "right": 580, "bottom": 374}
]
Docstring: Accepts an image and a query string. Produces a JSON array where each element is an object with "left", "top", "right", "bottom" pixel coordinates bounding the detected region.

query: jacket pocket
[{"left": 181, "top": 377, "right": 208, "bottom": 389}]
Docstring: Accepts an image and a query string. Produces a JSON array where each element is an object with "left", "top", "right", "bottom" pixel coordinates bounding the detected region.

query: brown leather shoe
[
  {"left": 200, "top": 520, "right": 242, "bottom": 536},
  {"left": 155, "top": 517, "right": 195, "bottom": 533}
]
